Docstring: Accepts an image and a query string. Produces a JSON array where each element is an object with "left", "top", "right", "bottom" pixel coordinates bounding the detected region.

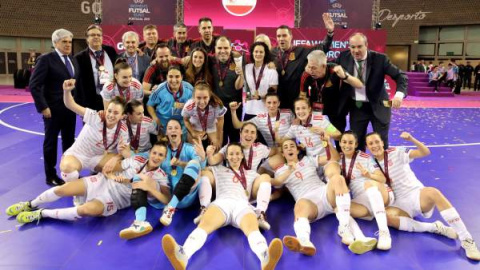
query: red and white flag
[{"left": 223, "top": 0, "right": 257, "bottom": 17}]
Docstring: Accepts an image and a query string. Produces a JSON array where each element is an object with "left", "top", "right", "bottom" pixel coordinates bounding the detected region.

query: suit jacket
[
  {"left": 74, "top": 45, "right": 117, "bottom": 111},
  {"left": 117, "top": 52, "right": 151, "bottom": 82},
  {"left": 30, "top": 51, "right": 79, "bottom": 113},
  {"left": 336, "top": 50, "right": 408, "bottom": 124}
]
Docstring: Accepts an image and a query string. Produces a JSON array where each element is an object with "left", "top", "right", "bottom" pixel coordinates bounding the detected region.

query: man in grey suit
[
  {"left": 336, "top": 33, "right": 408, "bottom": 150},
  {"left": 118, "top": 31, "right": 151, "bottom": 82},
  {"left": 30, "top": 29, "right": 78, "bottom": 186}
]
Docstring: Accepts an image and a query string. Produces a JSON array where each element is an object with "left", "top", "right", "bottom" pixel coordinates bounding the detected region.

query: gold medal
[
  {"left": 98, "top": 65, "right": 105, "bottom": 72},
  {"left": 219, "top": 81, "right": 224, "bottom": 87},
  {"left": 322, "top": 141, "right": 328, "bottom": 148},
  {"left": 171, "top": 169, "right": 177, "bottom": 176},
  {"left": 281, "top": 70, "right": 285, "bottom": 76},
  {"left": 245, "top": 190, "right": 249, "bottom": 197}
]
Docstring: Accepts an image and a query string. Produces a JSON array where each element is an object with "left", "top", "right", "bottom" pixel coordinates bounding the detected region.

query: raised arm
[
  {"left": 63, "top": 79, "right": 86, "bottom": 117},
  {"left": 401, "top": 132, "right": 431, "bottom": 159},
  {"left": 229, "top": 101, "right": 244, "bottom": 129}
]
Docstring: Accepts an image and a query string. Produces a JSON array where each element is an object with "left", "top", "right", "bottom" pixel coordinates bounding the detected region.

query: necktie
[
  {"left": 63, "top": 55, "right": 74, "bottom": 78},
  {"left": 355, "top": 60, "right": 365, "bottom": 109}
]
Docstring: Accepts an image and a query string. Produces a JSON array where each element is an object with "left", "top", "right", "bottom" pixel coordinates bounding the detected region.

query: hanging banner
[
  {"left": 102, "top": 0, "right": 176, "bottom": 25},
  {"left": 300, "top": 0, "right": 373, "bottom": 29},
  {"left": 184, "top": 0, "right": 294, "bottom": 29}
]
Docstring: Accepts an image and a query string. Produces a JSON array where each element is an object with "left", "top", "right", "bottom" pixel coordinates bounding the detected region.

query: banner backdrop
[
  {"left": 102, "top": 0, "right": 176, "bottom": 25},
  {"left": 184, "top": 0, "right": 294, "bottom": 29},
  {"left": 300, "top": 0, "right": 373, "bottom": 29}
]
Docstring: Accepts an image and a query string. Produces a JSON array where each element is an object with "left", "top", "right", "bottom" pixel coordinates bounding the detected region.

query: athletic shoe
[
  {"left": 282, "top": 236, "right": 316, "bottom": 256},
  {"left": 16, "top": 209, "right": 42, "bottom": 224},
  {"left": 6, "top": 201, "right": 33, "bottom": 216},
  {"left": 348, "top": 237, "right": 377, "bottom": 255},
  {"left": 432, "top": 221, "right": 458, "bottom": 239},
  {"left": 338, "top": 224, "right": 355, "bottom": 245},
  {"left": 160, "top": 206, "right": 176, "bottom": 226},
  {"left": 261, "top": 238, "right": 283, "bottom": 270},
  {"left": 376, "top": 230, "right": 392, "bottom": 250},
  {"left": 257, "top": 211, "right": 271, "bottom": 231},
  {"left": 119, "top": 220, "right": 153, "bottom": 240},
  {"left": 162, "top": 234, "right": 188, "bottom": 270},
  {"left": 193, "top": 206, "right": 206, "bottom": 225},
  {"left": 461, "top": 238, "right": 480, "bottom": 261}
]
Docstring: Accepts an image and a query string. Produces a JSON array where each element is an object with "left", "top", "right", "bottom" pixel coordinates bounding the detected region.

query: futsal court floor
[{"left": 0, "top": 100, "right": 479, "bottom": 270}]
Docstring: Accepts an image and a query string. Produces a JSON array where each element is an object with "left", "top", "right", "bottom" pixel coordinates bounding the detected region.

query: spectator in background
[
  {"left": 474, "top": 62, "right": 480, "bottom": 91},
  {"left": 428, "top": 66, "right": 441, "bottom": 92},
  {"left": 463, "top": 61, "right": 474, "bottom": 89}
]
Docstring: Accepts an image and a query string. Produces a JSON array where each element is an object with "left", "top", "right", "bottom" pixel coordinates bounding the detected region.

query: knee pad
[
  {"left": 131, "top": 188, "right": 148, "bottom": 210},
  {"left": 173, "top": 174, "right": 196, "bottom": 201}
]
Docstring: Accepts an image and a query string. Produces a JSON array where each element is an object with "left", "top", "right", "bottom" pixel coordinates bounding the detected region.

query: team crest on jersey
[
  {"left": 222, "top": 0, "right": 257, "bottom": 17},
  {"left": 325, "top": 79, "right": 333, "bottom": 87},
  {"left": 258, "top": 113, "right": 267, "bottom": 118},
  {"left": 185, "top": 46, "right": 190, "bottom": 53},
  {"left": 388, "top": 160, "right": 394, "bottom": 166},
  {"left": 313, "top": 115, "right": 323, "bottom": 120},
  {"left": 289, "top": 52, "right": 296, "bottom": 61},
  {"left": 280, "top": 119, "right": 286, "bottom": 124}
]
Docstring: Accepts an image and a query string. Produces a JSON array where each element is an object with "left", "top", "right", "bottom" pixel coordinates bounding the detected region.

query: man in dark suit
[
  {"left": 118, "top": 31, "right": 150, "bottom": 82},
  {"left": 74, "top": 24, "right": 117, "bottom": 111},
  {"left": 336, "top": 32, "right": 408, "bottom": 151},
  {"left": 30, "top": 29, "right": 78, "bottom": 186}
]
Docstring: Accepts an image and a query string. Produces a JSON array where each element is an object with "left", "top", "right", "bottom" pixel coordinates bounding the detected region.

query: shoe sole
[
  {"left": 263, "top": 238, "right": 283, "bottom": 270},
  {"left": 348, "top": 238, "right": 377, "bottom": 255},
  {"left": 119, "top": 226, "right": 153, "bottom": 240},
  {"left": 299, "top": 245, "right": 316, "bottom": 256},
  {"left": 376, "top": 241, "right": 392, "bottom": 251},
  {"left": 160, "top": 217, "right": 172, "bottom": 226},
  {"left": 283, "top": 236, "right": 301, "bottom": 253},
  {"left": 162, "top": 235, "right": 186, "bottom": 270}
]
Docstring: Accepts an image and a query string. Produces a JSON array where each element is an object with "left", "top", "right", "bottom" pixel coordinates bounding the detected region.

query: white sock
[
  {"left": 183, "top": 228, "right": 208, "bottom": 259},
  {"left": 294, "top": 217, "right": 311, "bottom": 243},
  {"left": 31, "top": 187, "right": 61, "bottom": 208},
  {"left": 399, "top": 216, "right": 436, "bottom": 232},
  {"left": 255, "top": 182, "right": 272, "bottom": 213},
  {"left": 365, "top": 186, "right": 389, "bottom": 232},
  {"left": 440, "top": 208, "right": 472, "bottom": 241},
  {"left": 349, "top": 216, "right": 366, "bottom": 240},
  {"left": 247, "top": 230, "right": 268, "bottom": 262},
  {"left": 335, "top": 193, "right": 351, "bottom": 227},
  {"left": 61, "top": 170, "right": 79, "bottom": 182},
  {"left": 198, "top": 176, "right": 212, "bottom": 208},
  {"left": 41, "top": 207, "right": 81, "bottom": 221}
]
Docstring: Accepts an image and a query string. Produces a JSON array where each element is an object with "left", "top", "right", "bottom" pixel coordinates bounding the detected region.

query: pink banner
[
  {"left": 184, "top": 0, "right": 294, "bottom": 29},
  {"left": 102, "top": 0, "right": 176, "bottom": 25},
  {"left": 300, "top": 0, "right": 373, "bottom": 29}
]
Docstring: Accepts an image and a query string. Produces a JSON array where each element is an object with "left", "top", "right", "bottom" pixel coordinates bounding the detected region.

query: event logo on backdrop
[
  {"left": 222, "top": 0, "right": 257, "bottom": 17},
  {"left": 300, "top": 0, "right": 373, "bottom": 29},
  {"left": 102, "top": 0, "right": 176, "bottom": 25},
  {"left": 185, "top": 0, "right": 293, "bottom": 29}
]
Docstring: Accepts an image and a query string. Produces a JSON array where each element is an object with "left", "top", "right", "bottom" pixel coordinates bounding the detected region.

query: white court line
[{"left": 1, "top": 102, "right": 480, "bottom": 148}]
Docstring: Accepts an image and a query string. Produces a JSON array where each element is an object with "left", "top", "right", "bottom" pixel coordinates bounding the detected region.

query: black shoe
[{"left": 46, "top": 176, "right": 65, "bottom": 186}]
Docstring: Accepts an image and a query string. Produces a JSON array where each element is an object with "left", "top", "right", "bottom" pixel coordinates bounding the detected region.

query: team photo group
[{"left": 5, "top": 12, "right": 480, "bottom": 270}]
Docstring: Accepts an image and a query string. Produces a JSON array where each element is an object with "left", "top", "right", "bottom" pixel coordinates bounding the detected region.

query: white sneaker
[
  {"left": 261, "top": 238, "right": 283, "bottom": 270},
  {"left": 160, "top": 206, "right": 176, "bottom": 226},
  {"left": 348, "top": 237, "right": 377, "bottom": 255},
  {"left": 119, "top": 220, "right": 153, "bottom": 240},
  {"left": 432, "top": 221, "right": 458, "bottom": 239},
  {"left": 376, "top": 230, "right": 392, "bottom": 250},
  {"left": 162, "top": 234, "right": 189, "bottom": 270},
  {"left": 193, "top": 206, "right": 206, "bottom": 225},
  {"left": 257, "top": 211, "right": 271, "bottom": 231},
  {"left": 282, "top": 236, "right": 316, "bottom": 256},
  {"left": 338, "top": 225, "right": 355, "bottom": 245},
  {"left": 461, "top": 238, "right": 480, "bottom": 261}
]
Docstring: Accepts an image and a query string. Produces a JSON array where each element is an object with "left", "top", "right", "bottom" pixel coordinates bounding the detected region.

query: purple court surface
[{"left": 0, "top": 101, "right": 479, "bottom": 270}]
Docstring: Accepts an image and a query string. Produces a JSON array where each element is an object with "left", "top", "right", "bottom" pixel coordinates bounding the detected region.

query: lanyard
[
  {"left": 103, "top": 122, "right": 122, "bottom": 151},
  {"left": 252, "top": 64, "right": 266, "bottom": 92},
  {"left": 126, "top": 119, "right": 141, "bottom": 151},
  {"left": 230, "top": 166, "right": 247, "bottom": 190},
  {"left": 169, "top": 141, "right": 184, "bottom": 171},
  {"left": 341, "top": 151, "right": 358, "bottom": 186},
  {"left": 267, "top": 111, "right": 280, "bottom": 142},
  {"left": 197, "top": 105, "right": 210, "bottom": 131},
  {"left": 243, "top": 146, "right": 254, "bottom": 170},
  {"left": 374, "top": 151, "right": 392, "bottom": 187},
  {"left": 215, "top": 58, "right": 232, "bottom": 85},
  {"left": 278, "top": 48, "right": 293, "bottom": 74}
]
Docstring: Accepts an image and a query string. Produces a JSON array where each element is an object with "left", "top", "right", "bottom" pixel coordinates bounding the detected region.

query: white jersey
[
  {"left": 100, "top": 78, "right": 144, "bottom": 103},
  {"left": 340, "top": 151, "right": 379, "bottom": 198},
  {"left": 219, "top": 142, "right": 270, "bottom": 171},
  {"left": 114, "top": 155, "right": 169, "bottom": 208},
  {"left": 211, "top": 165, "right": 259, "bottom": 201},
  {"left": 376, "top": 147, "right": 424, "bottom": 198},
  {"left": 285, "top": 112, "right": 333, "bottom": 157},
  {"left": 181, "top": 99, "right": 227, "bottom": 133},
  {"left": 249, "top": 109, "right": 294, "bottom": 147},
  {"left": 67, "top": 108, "right": 129, "bottom": 157},
  {"left": 274, "top": 156, "right": 325, "bottom": 201},
  {"left": 243, "top": 63, "right": 279, "bottom": 115},
  {"left": 124, "top": 116, "right": 158, "bottom": 153}
]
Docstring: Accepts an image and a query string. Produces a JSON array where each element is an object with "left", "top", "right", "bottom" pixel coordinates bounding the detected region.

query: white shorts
[
  {"left": 210, "top": 198, "right": 255, "bottom": 228},
  {"left": 390, "top": 187, "right": 434, "bottom": 219},
  {"left": 299, "top": 184, "right": 334, "bottom": 221},
  {"left": 352, "top": 185, "right": 395, "bottom": 220},
  {"left": 64, "top": 149, "right": 103, "bottom": 171},
  {"left": 82, "top": 174, "right": 118, "bottom": 217}
]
